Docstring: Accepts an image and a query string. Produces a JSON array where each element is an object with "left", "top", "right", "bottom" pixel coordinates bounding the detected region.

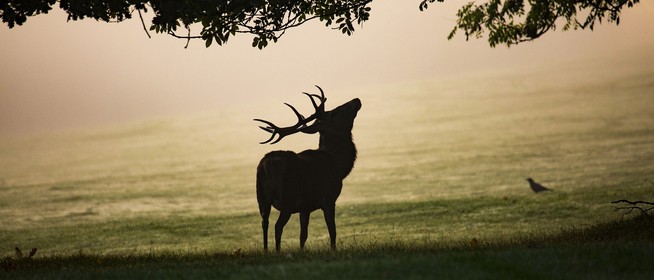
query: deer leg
[
  {"left": 260, "top": 204, "right": 271, "bottom": 251},
  {"left": 322, "top": 205, "right": 337, "bottom": 250},
  {"left": 274, "top": 211, "right": 292, "bottom": 253},
  {"left": 299, "top": 211, "right": 311, "bottom": 250}
]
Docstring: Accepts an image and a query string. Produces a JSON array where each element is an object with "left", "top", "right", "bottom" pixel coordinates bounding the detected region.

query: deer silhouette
[{"left": 254, "top": 86, "right": 361, "bottom": 252}]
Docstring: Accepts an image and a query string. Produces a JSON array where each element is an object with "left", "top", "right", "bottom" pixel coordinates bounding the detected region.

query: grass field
[{"left": 1, "top": 57, "right": 654, "bottom": 278}]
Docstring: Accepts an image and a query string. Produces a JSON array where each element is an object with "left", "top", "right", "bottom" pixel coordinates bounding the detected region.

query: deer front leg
[
  {"left": 274, "top": 211, "right": 292, "bottom": 252},
  {"left": 322, "top": 204, "right": 337, "bottom": 250},
  {"left": 299, "top": 211, "right": 311, "bottom": 249}
]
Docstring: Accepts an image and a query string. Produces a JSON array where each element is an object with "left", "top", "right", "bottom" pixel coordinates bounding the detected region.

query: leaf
[
  {"left": 205, "top": 36, "right": 213, "bottom": 47},
  {"left": 216, "top": 35, "right": 223, "bottom": 46},
  {"left": 447, "top": 28, "right": 457, "bottom": 40}
]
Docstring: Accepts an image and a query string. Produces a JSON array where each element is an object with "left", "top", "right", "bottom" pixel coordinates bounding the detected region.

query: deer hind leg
[
  {"left": 260, "top": 203, "right": 271, "bottom": 251},
  {"left": 274, "top": 211, "right": 292, "bottom": 252},
  {"left": 299, "top": 211, "right": 311, "bottom": 250},
  {"left": 322, "top": 204, "right": 337, "bottom": 250}
]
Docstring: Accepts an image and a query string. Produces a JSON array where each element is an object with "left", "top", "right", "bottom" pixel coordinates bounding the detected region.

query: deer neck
[{"left": 318, "top": 131, "right": 357, "bottom": 179}]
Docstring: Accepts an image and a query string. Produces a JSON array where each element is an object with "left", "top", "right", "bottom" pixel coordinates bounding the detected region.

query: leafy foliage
[
  {"left": 1, "top": 0, "right": 372, "bottom": 49},
  {"left": 420, "top": 0, "right": 641, "bottom": 47},
  {"left": 0, "top": 1, "right": 643, "bottom": 47}
]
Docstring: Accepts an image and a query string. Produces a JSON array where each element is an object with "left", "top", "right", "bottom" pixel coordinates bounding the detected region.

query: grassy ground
[
  {"left": 1, "top": 58, "right": 654, "bottom": 278},
  {"left": 3, "top": 215, "right": 653, "bottom": 279}
]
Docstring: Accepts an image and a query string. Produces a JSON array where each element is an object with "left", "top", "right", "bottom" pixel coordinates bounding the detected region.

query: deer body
[{"left": 255, "top": 87, "right": 360, "bottom": 252}]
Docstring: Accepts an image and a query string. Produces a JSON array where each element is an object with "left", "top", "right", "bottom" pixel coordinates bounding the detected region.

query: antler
[
  {"left": 302, "top": 85, "right": 326, "bottom": 112},
  {"left": 254, "top": 85, "right": 326, "bottom": 144}
]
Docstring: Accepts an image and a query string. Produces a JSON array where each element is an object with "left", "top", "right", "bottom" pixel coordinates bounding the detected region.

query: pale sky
[{"left": 1, "top": 1, "right": 653, "bottom": 135}]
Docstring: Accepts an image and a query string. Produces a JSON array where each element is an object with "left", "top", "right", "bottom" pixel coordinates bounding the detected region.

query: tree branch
[
  {"left": 612, "top": 200, "right": 654, "bottom": 206},
  {"left": 137, "top": 9, "right": 151, "bottom": 39},
  {"left": 159, "top": 0, "right": 372, "bottom": 48},
  {"left": 611, "top": 200, "right": 654, "bottom": 216},
  {"left": 167, "top": 31, "right": 203, "bottom": 40}
]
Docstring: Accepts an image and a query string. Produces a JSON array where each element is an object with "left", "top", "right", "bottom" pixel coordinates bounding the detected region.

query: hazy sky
[{"left": 1, "top": 1, "right": 653, "bottom": 135}]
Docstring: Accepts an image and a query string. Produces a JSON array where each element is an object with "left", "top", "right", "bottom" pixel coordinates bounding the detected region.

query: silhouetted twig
[
  {"left": 137, "top": 9, "right": 151, "bottom": 39},
  {"left": 611, "top": 200, "right": 654, "bottom": 216},
  {"left": 168, "top": 29, "right": 195, "bottom": 49}
]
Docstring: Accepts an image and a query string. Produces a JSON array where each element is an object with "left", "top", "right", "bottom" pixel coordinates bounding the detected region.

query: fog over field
[
  {"left": 1, "top": 1, "right": 653, "bottom": 135},
  {"left": 1, "top": 55, "right": 653, "bottom": 233}
]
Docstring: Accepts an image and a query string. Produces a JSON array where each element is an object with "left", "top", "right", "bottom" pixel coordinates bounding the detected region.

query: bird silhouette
[{"left": 526, "top": 178, "right": 552, "bottom": 193}]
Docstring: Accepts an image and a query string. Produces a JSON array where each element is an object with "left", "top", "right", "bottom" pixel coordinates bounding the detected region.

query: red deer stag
[{"left": 254, "top": 86, "right": 361, "bottom": 252}]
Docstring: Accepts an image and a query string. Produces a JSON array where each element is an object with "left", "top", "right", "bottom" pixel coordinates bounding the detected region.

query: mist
[{"left": 1, "top": 1, "right": 653, "bottom": 136}]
